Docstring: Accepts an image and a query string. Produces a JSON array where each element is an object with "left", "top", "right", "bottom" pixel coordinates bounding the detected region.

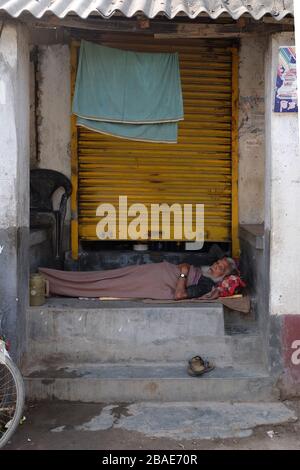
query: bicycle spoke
[{"left": 0, "top": 353, "right": 25, "bottom": 448}]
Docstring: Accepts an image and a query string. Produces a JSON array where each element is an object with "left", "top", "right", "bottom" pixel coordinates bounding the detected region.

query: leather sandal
[{"left": 187, "top": 355, "right": 215, "bottom": 376}]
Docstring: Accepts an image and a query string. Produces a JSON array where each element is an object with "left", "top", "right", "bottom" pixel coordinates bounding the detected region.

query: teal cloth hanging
[{"left": 73, "top": 40, "right": 183, "bottom": 143}]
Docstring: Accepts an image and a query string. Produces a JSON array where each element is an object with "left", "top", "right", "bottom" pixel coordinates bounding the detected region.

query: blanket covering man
[{"left": 39, "top": 257, "right": 236, "bottom": 300}]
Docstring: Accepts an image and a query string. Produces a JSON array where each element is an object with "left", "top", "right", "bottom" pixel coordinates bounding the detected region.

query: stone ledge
[{"left": 239, "top": 224, "right": 264, "bottom": 250}]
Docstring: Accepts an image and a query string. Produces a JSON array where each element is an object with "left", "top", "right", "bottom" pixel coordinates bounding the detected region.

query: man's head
[{"left": 202, "top": 257, "right": 237, "bottom": 283}]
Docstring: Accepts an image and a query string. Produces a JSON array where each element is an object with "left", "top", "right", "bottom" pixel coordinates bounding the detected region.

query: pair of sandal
[{"left": 187, "top": 355, "right": 215, "bottom": 376}]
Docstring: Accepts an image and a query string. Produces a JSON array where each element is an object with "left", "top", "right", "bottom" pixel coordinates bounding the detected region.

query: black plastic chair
[{"left": 30, "top": 169, "right": 72, "bottom": 263}]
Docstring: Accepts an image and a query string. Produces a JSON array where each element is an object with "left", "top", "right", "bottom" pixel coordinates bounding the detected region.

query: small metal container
[{"left": 29, "top": 273, "right": 49, "bottom": 306}]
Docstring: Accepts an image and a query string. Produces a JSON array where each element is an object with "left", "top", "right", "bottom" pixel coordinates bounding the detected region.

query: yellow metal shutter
[{"left": 74, "top": 38, "right": 235, "bottom": 245}]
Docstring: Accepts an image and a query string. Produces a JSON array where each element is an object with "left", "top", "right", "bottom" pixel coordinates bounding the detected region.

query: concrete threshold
[
  {"left": 24, "top": 363, "right": 277, "bottom": 403},
  {"left": 37, "top": 297, "right": 222, "bottom": 309}
]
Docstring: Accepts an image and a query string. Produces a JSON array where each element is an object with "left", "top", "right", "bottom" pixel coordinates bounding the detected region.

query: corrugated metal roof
[{"left": 0, "top": 1, "right": 294, "bottom": 20}]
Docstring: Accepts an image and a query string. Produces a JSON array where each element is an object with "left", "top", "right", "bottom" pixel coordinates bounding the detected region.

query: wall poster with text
[{"left": 274, "top": 46, "right": 298, "bottom": 113}]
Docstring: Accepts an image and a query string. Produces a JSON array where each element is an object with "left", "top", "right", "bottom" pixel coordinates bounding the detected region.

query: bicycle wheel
[{"left": 0, "top": 355, "right": 25, "bottom": 449}]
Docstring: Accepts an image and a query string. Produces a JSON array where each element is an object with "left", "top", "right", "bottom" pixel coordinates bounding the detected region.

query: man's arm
[
  {"left": 174, "top": 263, "right": 190, "bottom": 300},
  {"left": 198, "top": 287, "right": 220, "bottom": 300}
]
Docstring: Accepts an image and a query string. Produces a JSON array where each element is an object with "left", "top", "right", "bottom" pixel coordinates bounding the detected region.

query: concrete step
[
  {"left": 25, "top": 300, "right": 264, "bottom": 368},
  {"left": 24, "top": 363, "right": 277, "bottom": 403},
  {"left": 24, "top": 332, "right": 264, "bottom": 369},
  {"left": 25, "top": 300, "right": 229, "bottom": 364}
]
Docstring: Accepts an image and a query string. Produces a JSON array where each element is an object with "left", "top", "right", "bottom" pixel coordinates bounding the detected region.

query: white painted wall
[
  {"left": 295, "top": 1, "right": 300, "bottom": 135},
  {"left": 265, "top": 32, "right": 300, "bottom": 316},
  {"left": 37, "top": 44, "right": 71, "bottom": 179},
  {"left": 0, "top": 21, "right": 30, "bottom": 360},
  {"left": 0, "top": 22, "right": 30, "bottom": 229},
  {"left": 0, "top": 24, "right": 19, "bottom": 228},
  {"left": 239, "top": 36, "right": 266, "bottom": 225}
]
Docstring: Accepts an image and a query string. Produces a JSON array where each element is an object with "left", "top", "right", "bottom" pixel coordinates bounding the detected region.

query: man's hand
[
  {"left": 178, "top": 263, "right": 190, "bottom": 275},
  {"left": 175, "top": 264, "right": 190, "bottom": 300}
]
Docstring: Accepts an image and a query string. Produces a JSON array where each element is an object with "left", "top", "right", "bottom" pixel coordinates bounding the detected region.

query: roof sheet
[{"left": 0, "top": 0, "right": 294, "bottom": 20}]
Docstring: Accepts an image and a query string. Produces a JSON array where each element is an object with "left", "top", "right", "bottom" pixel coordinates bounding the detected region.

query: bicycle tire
[{"left": 0, "top": 355, "right": 25, "bottom": 449}]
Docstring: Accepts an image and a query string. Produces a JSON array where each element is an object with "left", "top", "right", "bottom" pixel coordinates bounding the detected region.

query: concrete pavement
[{"left": 4, "top": 400, "right": 300, "bottom": 450}]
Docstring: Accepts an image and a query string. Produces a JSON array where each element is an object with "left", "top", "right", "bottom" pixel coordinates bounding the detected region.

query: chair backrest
[{"left": 30, "top": 169, "right": 72, "bottom": 212}]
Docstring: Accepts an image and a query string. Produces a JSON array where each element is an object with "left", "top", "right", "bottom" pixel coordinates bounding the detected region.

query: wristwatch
[{"left": 179, "top": 273, "right": 187, "bottom": 279}]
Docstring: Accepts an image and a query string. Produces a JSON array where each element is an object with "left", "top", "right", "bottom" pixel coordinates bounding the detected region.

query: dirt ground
[{"left": 3, "top": 399, "right": 300, "bottom": 450}]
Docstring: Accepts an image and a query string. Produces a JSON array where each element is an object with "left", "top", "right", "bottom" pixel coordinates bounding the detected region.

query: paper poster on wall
[{"left": 274, "top": 46, "right": 298, "bottom": 113}]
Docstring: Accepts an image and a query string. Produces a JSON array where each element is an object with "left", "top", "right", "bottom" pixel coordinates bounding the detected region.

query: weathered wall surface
[
  {"left": 265, "top": 32, "right": 300, "bottom": 318},
  {"left": 0, "top": 22, "right": 30, "bottom": 362},
  {"left": 31, "top": 44, "right": 72, "bottom": 252},
  {"left": 37, "top": 44, "right": 71, "bottom": 180},
  {"left": 280, "top": 315, "right": 300, "bottom": 398},
  {"left": 238, "top": 36, "right": 266, "bottom": 225},
  {"left": 29, "top": 51, "right": 37, "bottom": 167},
  {"left": 264, "top": 32, "right": 300, "bottom": 397}
]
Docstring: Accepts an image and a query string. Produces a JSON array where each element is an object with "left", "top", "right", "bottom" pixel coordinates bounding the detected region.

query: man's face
[{"left": 209, "top": 258, "right": 230, "bottom": 279}]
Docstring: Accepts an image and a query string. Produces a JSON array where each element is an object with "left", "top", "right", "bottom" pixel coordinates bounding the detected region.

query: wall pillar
[
  {"left": 0, "top": 22, "right": 30, "bottom": 362},
  {"left": 265, "top": 32, "right": 300, "bottom": 396},
  {"left": 239, "top": 36, "right": 266, "bottom": 225}
]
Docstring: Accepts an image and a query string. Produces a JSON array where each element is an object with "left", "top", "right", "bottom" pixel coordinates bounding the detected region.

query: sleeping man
[{"left": 39, "top": 257, "right": 237, "bottom": 301}]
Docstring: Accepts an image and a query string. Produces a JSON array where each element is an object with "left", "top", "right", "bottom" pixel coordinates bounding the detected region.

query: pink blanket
[{"left": 39, "top": 261, "right": 202, "bottom": 300}]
